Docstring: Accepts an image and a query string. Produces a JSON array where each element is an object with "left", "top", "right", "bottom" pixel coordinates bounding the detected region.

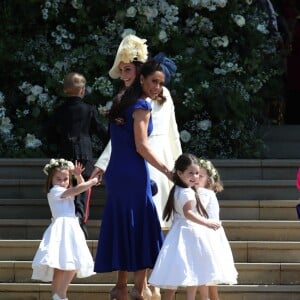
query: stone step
[
  {"left": 1, "top": 219, "right": 299, "bottom": 241},
  {"left": 0, "top": 159, "right": 48, "bottom": 180},
  {"left": 219, "top": 179, "right": 299, "bottom": 200},
  {"left": 0, "top": 179, "right": 298, "bottom": 204},
  {"left": 1, "top": 261, "right": 300, "bottom": 285},
  {"left": 224, "top": 220, "right": 300, "bottom": 241},
  {"left": 0, "top": 198, "right": 297, "bottom": 221},
  {"left": 215, "top": 159, "right": 300, "bottom": 180},
  {"left": 1, "top": 239, "right": 300, "bottom": 263},
  {"left": 233, "top": 241, "right": 300, "bottom": 263},
  {"left": 1, "top": 283, "right": 300, "bottom": 300},
  {"left": 0, "top": 179, "right": 105, "bottom": 200},
  {"left": 0, "top": 198, "right": 104, "bottom": 220},
  {"left": 0, "top": 159, "right": 299, "bottom": 181},
  {"left": 220, "top": 200, "right": 299, "bottom": 220}
]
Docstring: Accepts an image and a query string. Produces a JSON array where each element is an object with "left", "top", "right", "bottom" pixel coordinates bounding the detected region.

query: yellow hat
[{"left": 108, "top": 34, "right": 148, "bottom": 79}]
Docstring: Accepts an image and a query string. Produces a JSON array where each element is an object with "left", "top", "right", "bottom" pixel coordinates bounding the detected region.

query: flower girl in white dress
[
  {"left": 196, "top": 158, "right": 238, "bottom": 300},
  {"left": 149, "top": 153, "right": 238, "bottom": 300},
  {"left": 31, "top": 159, "right": 99, "bottom": 300}
]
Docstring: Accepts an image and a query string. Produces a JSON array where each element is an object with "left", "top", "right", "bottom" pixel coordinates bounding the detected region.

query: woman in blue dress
[{"left": 94, "top": 59, "right": 173, "bottom": 300}]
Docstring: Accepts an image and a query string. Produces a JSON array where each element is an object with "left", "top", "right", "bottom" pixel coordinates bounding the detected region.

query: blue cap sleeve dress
[{"left": 94, "top": 99, "right": 164, "bottom": 272}]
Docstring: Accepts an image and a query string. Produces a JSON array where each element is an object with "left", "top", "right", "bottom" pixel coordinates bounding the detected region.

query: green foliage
[{"left": 0, "top": 0, "right": 284, "bottom": 158}]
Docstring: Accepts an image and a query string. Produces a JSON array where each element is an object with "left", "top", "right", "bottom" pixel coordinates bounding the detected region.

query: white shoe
[{"left": 52, "top": 294, "right": 68, "bottom": 300}]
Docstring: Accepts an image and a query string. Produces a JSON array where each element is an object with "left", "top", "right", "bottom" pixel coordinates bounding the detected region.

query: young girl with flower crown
[
  {"left": 31, "top": 158, "right": 99, "bottom": 300},
  {"left": 196, "top": 158, "right": 238, "bottom": 300}
]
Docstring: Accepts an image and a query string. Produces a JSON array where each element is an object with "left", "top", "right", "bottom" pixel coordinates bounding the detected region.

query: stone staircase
[{"left": 0, "top": 152, "right": 300, "bottom": 298}]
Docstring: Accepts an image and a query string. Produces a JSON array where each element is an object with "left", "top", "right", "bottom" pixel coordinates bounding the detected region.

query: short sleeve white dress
[
  {"left": 148, "top": 186, "right": 238, "bottom": 289},
  {"left": 32, "top": 185, "right": 95, "bottom": 282}
]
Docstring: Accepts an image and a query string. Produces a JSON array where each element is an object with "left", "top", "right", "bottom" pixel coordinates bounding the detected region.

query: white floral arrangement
[{"left": 43, "top": 158, "right": 74, "bottom": 175}]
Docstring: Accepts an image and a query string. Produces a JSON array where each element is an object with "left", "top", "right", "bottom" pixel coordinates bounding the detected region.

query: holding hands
[{"left": 89, "top": 166, "right": 104, "bottom": 185}]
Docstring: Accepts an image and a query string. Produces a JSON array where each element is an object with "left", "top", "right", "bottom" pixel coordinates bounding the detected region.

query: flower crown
[
  {"left": 43, "top": 158, "right": 74, "bottom": 175},
  {"left": 198, "top": 158, "right": 219, "bottom": 181}
]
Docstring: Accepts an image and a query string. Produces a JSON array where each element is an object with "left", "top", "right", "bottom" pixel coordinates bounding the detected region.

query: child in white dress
[
  {"left": 31, "top": 158, "right": 99, "bottom": 300},
  {"left": 149, "top": 153, "right": 231, "bottom": 300},
  {"left": 196, "top": 158, "right": 238, "bottom": 300}
]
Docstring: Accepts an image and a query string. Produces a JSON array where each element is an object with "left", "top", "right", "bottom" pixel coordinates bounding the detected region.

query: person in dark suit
[{"left": 44, "top": 72, "right": 109, "bottom": 238}]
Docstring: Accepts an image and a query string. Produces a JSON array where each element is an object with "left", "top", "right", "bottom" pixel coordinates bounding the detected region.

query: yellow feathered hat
[{"left": 108, "top": 34, "right": 148, "bottom": 79}]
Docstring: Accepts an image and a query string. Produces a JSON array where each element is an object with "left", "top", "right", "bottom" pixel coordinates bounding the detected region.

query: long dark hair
[
  {"left": 163, "top": 153, "right": 209, "bottom": 221},
  {"left": 108, "top": 60, "right": 165, "bottom": 123}
]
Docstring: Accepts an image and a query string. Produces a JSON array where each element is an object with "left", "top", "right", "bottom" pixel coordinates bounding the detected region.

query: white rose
[
  {"left": 126, "top": 6, "right": 137, "bottom": 18},
  {"left": 0, "top": 91, "right": 5, "bottom": 104},
  {"left": 221, "top": 35, "right": 229, "bottom": 47},
  {"left": 121, "top": 29, "right": 136, "bottom": 39},
  {"left": 25, "top": 133, "right": 42, "bottom": 149},
  {"left": 105, "top": 101, "right": 113, "bottom": 110},
  {"left": 158, "top": 30, "right": 168, "bottom": 43},
  {"left": 233, "top": 15, "right": 245, "bottom": 27},
  {"left": 215, "top": 0, "right": 227, "bottom": 8},
  {"left": 143, "top": 6, "right": 158, "bottom": 20},
  {"left": 38, "top": 93, "right": 48, "bottom": 102},
  {"left": 198, "top": 119, "right": 212, "bottom": 131},
  {"left": 26, "top": 94, "right": 36, "bottom": 105},
  {"left": 0, "top": 117, "right": 13, "bottom": 134},
  {"left": 180, "top": 130, "right": 192, "bottom": 143},
  {"left": 30, "top": 85, "right": 43, "bottom": 96},
  {"left": 257, "top": 24, "right": 269, "bottom": 34},
  {"left": 71, "top": 0, "right": 83, "bottom": 9},
  {"left": 201, "top": 0, "right": 211, "bottom": 7}
]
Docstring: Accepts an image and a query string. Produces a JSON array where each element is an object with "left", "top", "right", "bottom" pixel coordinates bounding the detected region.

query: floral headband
[
  {"left": 43, "top": 158, "right": 74, "bottom": 175},
  {"left": 198, "top": 158, "right": 219, "bottom": 181}
]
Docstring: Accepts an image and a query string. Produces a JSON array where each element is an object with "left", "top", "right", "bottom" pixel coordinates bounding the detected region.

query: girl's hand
[
  {"left": 73, "top": 161, "right": 85, "bottom": 177},
  {"left": 90, "top": 177, "right": 100, "bottom": 186},
  {"left": 205, "top": 219, "right": 221, "bottom": 231}
]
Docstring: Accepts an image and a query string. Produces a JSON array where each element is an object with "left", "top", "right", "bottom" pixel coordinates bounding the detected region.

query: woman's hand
[
  {"left": 89, "top": 167, "right": 104, "bottom": 185},
  {"left": 164, "top": 169, "right": 173, "bottom": 181}
]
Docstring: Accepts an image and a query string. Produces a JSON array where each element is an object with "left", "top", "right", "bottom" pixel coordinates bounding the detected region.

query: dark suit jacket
[{"left": 44, "top": 96, "right": 109, "bottom": 177}]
